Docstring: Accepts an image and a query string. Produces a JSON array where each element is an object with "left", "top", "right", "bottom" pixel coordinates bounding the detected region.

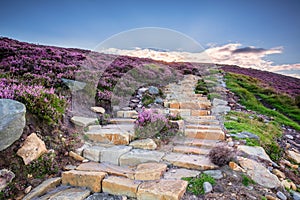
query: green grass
[
  {"left": 241, "top": 174, "right": 256, "bottom": 186},
  {"left": 195, "top": 79, "right": 209, "bottom": 95},
  {"left": 225, "top": 73, "right": 300, "bottom": 130},
  {"left": 182, "top": 174, "right": 216, "bottom": 195}
]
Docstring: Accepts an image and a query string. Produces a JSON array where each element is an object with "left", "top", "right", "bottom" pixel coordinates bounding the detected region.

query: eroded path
[{"left": 24, "top": 75, "right": 225, "bottom": 200}]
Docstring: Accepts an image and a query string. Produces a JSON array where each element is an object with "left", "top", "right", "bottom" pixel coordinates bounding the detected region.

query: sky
[{"left": 1, "top": 0, "right": 300, "bottom": 77}]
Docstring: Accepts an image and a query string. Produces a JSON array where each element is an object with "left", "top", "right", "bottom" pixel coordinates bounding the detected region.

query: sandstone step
[
  {"left": 185, "top": 129, "right": 225, "bottom": 140},
  {"left": 164, "top": 168, "right": 201, "bottom": 180},
  {"left": 179, "top": 102, "right": 211, "bottom": 109},
  {"left": 109, "top": 118, "right": 136, "bottom": 124},
  {"left": 116, "top": 110, "right": 138, "bottom": 118},
  {"left": 85, "top": 129, "right": 134, "bottom": 145},
  {"left": 185, "top": 124, "right": 222, "bottom": 130},
  {"left": 172, "top": 137, "right": 219, "bottom": 148},
  {"left": 101, "top": 123, "right": 134, "bottom": 130},
  {"left": 169, "top": 109, "right": 210, "bottom": 117},
  {"left": 137, "top": 179, "right": 188, "bottom": 200},
  {"left": 38, "top": 187, "right": 91, "bottom": 200},
  {"left": 62, "top": 170, "right": 106, "bottom": 192},
  {"left": 71, "top": 116, "right": 98, "bottom": 127},
  {"left": 184, "top": 117, "right": 219, "bottom": 125},
  {"left": 134, "top": 162, "right": 167, "bottom": 181},
  {"left": 163, "top": 153, "right": 218, "bottom": 170},
  {"left": 173, "top": 145, "right": 211, "bottom": 155},
  {"left": 119, "top": 149, "right": 165, "bottom": 166}
]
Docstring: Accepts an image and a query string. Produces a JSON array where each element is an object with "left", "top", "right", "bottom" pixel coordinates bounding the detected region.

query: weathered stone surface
[
  {"left": 203, "top": 182, "right": 213, "bottom": 193},
  {"left": 61, "top": 78, "right": 86, "bottom": 91},
  {"left": 76, "top": 162, "right": 135, "bottom": 179},
  {"left": 85, "top": 129, "right": 134, "bottom": 145},
  {"left": 83, "top": 146, "right": 106, "bottom": 162},
  {"left": 163, "top": 153, "right": 218, "bottom": 170},
  {"left": 40, "top": 187, "right": 91, "bottom": 200},
  {"left": 85, "top": 193, "right": 123, "bottom": 200},
  {"left": 287, "top": 150, "right": 300, "bottom": 164},
  {"left": 169, "top": 109, "right": 191, "bottom": 117},
  {"left": 212, "top": 98, "right": 227, "bottom": 106},
  {"left": 230, "top": 131, "right": 259, "bottom": 140},
  {"left": 169, "top": 102, "right": 180, "bottom": 109},
  {"left": 71, "top": 116, "right": 98, "bottom": 127},
  {"left": 164, "top": 168, "right": 200, "bottom": 180},
  {"left": 272, "top": 169, "right": 286, "bottom": 179},
  {"left": 276, "top": 191, "right": 287, "bottom": 200},
  {"left": 129, "top": 138, "right": 157, "bottom": 150},
  {"left": 185, "top": 129, "right": 225, "bottom": 140},
  {"left": 237, "top": 145, "right": 272, "bottom": 162},
  {"left": 185, "top": 124, "right": 221, "bottom": 130},
  {"left": 173, "top": 138, "right": 218, "bottom": 149},
  {"left": 135, "top": 162, "right": 167, "bottom": 180},
  {"left": 91, "top": 106, "right": 105, "bottom": 114},
  {"left": 62, "top": 170, "right": 106, "bottom": 192},
  {"left": 211, "top": 105, "right": 231, "bottom": 114},
  {"left": 119, "top": 149, "right": 165, "bottom": 166},
  {"left": 69, "top": 151, "right": 85, "bottom": 161},
  {"left": 109, "top": 118, "right": 136, "bottom": 124},
  {"left": 173, "top": 145, "right": 210, "bottom": 155},
  {"left": 229, "top": 161, "right": 245, "bottom": 172},
  {"left": 0, "top": 169, "right": 15, "bottom": 191},
  {"left": 203, "top": 170, "right": 223, "bottom": 179},
  {"left": 87, "top": 125, "right": 102, "bottom": 131},
  {"left": 291, "top": 191, "right": 300, "bottom": 200},
  {"left": 148, "top": 86, "right": 159, "bottom": 95},
  {"left": 238, "top": 157, "right": 281, "bottom": 188},
  {"left": 103, "top": 176, "right": 140, "bottom": 198},
  {"left": 137, "top": 179, "right": 188, "bottom": 200},
  {"left": 180, "top": 102, "right": 210, "bottom": 110},
  {"left": 17, "top": 133, "right": 47, "bottom": 165},
  {"left": 191, "top": 110, "right": 209, "bottom": 116},
  {"left": 0, "top": 99, "right": 26, "bottom": 151},
  {"left": 101, "top": 145, "right": 132, "bottom": 165},
  {"left": 22, "top": 177, "right": 61, "bottom": 200}
]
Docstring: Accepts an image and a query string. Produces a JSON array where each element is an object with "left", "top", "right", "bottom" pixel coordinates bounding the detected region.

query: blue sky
[{"left": 1, "top": 0, "right": 300, "bottom": 66}]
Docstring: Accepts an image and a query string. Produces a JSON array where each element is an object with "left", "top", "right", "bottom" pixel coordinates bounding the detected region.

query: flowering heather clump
[{"left": 134, "top": 108, "right": 171, "bottom": 139}]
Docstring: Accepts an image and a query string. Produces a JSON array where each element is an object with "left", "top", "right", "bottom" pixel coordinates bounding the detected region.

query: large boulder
[{"left": 0, "top": 99, "right": 26, "bottom": 151}]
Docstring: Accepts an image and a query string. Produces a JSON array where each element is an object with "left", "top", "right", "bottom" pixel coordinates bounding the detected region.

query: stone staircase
[{"left": 24, "top": 75, "right": 225, "bottom": 200}]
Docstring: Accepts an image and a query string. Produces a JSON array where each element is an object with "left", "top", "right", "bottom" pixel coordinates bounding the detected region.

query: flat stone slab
[
  {"left": 71, "top": 116, "right": 98, "bottom": 127},
  {"left": 185, "top": 129, "right": 225, "bottom": 140},
  {"left": 135, "top": 162, "right": 167, "bottom": 181},
  {"left": 85, "top": 129, "right": 134, "bottom": 145},
  {"left": 110, "top": 118, "right": 136, "bottom": 124},
  {"left": 86, "top": 193, "right": 123, "bottom": 200},
  {"left": 137, "top": 179, "right": 188, "bottom": 200},
  {"left": 129, "top": 138, "right": 157, "bottom": 150},
  {"left": 62, "top": 170, "right": 106, "bottom": 192},
  {"left": 184, "top": 118, "right": 220, "bottom": 125},
  {"left": 185, "top": 124, "right": 222, "bottom": 130},
  {"left": 76, "top": 162, "right": 135, "bottom": 179},
  {"left": 83, "top": 146, "right": 106, "bottom": 162},
  {"left": 172, "top": 137, "right": 219, "bottom": 148},
  {"left": 164, "top": 168, "right": 200, "bottom": 180},
  {"left": 287, "top": 150, "right": 300, "bottom": 164},
  {"left": 101, "top": 145, "right": 133, "bottom": 165},
  {"left": 103, "top": 176, "right": 140, "bottom": 198},
  {"left": 91, "top": 106, "right": 105, "bottom": 114},
  {"left": 163, "top": 153, "right": 218, "bottom": 170},
  {"left": 39, "top": 187, "right": 90, "bottom": 200},
  {"left": 119, "top": 149, "right": 165, "bottom": 166},
  {"left": 23, "top": 177, "right": 61, "bottom": 200},
  {"left": 173, "top": 145, "right": 210, "bottom": 155},
  {"left": 237, "top": 145, "right": 272, "bottom": 162},
  {"left": 117, "top": 110, "right": 138, "bottom": 118},
  {"left": 203, "top": 170, "right": 223, "bottom": 179}
]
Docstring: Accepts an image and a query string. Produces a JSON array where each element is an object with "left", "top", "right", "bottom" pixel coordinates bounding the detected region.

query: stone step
[
  {"left": 85, "top": 129, "right": 134, "bottom": 145},
  {"left": 169, "top": 109, "right": 210, "bottom": 117},
  {"left": 109, "top": 118, "right": 136, "bottom": 124},
  {"left": 119, "top": 149, "right": 165, "bottom": 166},
  {"left": 116, "top": 110, "right": 138, "bottom": 118},
  {"left": 184, "top": 117, "right": 219, "bottom": 125},
  {"left": 168, "top": 102, "right": 211, "bottom": 110},
  {"left": 185, "top": 129, "right": 225, "bottom": 140},
  {"left": 172, "top": 137, "right": 219, "bottom": 148},
  {"left": 173, "top": 145, "right": 211, "bottom": 155},
  {"left": 163, "top": 153, "right": 218, "bottom": 170},
  {"left": 185, "top": 124, "right": 222, "bottom": 130}
]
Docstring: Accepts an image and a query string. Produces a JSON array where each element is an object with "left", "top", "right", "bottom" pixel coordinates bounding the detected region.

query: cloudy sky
[{"left": 1, "top": 0, "right": 300, "bottom": 78}]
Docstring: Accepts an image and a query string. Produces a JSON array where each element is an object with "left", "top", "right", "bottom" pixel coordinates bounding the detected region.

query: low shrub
[{"left": 208, "top": 145, "right": 235, "bottom": 166}]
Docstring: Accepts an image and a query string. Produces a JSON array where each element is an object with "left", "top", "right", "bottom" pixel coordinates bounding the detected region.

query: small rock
[
  {"left": 285, "top": 135, "right": 294, "bottom": 140},
  {"left": 272, "top": 169, "right": 286, "bottom": 179},
  {"left": 281, "top": 180, "right": 291, "bottom": 189},
  {"left": 203, "top": 170, "right": 223, "bottom": 179},
  {"left": 24, "top": 185, "right": 32, "bottom": 194},
  {"left": 131, "top": 99, "right": 140, "bottom": 103},
  {"left": 203, "top": 182, "right": 213, "bottom": 193},
  {"left": 17, "top": 133, "right": 48, "bottom": 165},
  {"left": 0, "top": 169, "right": 15, "bottom": 191},
  {"left": 237, "top": 145, "right": 272, "bottom": 162},
  {"left": 276, "top": 191, "right": 287, "bottom": 200},
  {"left": 212, "top": 98, "right": 228, "bottom": 106},
  {"left": 214, "top": 184, "right": 224, "bottom": 193},
  {"left": 69, "top": 151, "right": 85, "bottom": 161},
  {"left": 265, "top": 195, "right": 279, "bottom": 200},
  {"left": 90, "top": 107, "right": 105, "bottom": 114},
  {"left": 291, "top": 191, "right": 300, "bottom": 200},
  {"left": 129, "top": 138, "right": 157, "bottom": 150},
  {"left": 121, "top": 107, "right": 132, "bottom": 111},
  {"left": 64, "top": 165, "right": 77, "bottom": 171},
  {"left": 287, "top": 150, "right": 300, "bottom": 164},
  {"left": 228, "top": 141, "right": 234, "bottom": 147},
  {"left": 138, "top": 87, "right": 148, "bottom": 95},
  {"left": 231, "top": 131, "right": 259, "bottom": 140},
  {"left": 229, "top": 161, "right": 245, "bottom": 172},
  {"left": 148, "top": 86, "right": 159, "bottom": 95},
  {"left": 85, "top": 193, "right": 123, "bottom": 200},
  {"left": 71, "top": 116, "right": 98, "bottom": 127},
  {"left": 155, "top": 97, "right": 163, "bottom": 104}
]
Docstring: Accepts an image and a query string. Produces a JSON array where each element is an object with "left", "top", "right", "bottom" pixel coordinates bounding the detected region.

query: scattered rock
[
  {"left": 265, "top": 195, "right": 279, "bottom": 200},
  {"left": 24, "top": 185, "right": 32, "bottom": 194},
  {"left": 17, "top": 133, "right": 48, "bottom": 165},
  {"left": 69, "top": 151, "right": 85, "bottom": 161},
  {"left": 63, "top": 165, "right": 77, "bottom": 171},
  {"left": 129, "top": 138, "right": 157, "bottom": 150},
  {"left": 0, "top": 99, "right": 26, "bottom": 151},
  {"left": 231, "top": 131, "right": 259, "bottom": 140},
  {"left": 203, "top": 182, "right": 213, "bottom": 193},
  {"left": 85, "top": 193, "right": 123, "bottom": 200},
  {"left": 135, "top": 162, "right": 167, "bottom": 180},
  {"left": 272, "top": 169, "right": 286, "bottom": 179},
  {"left": 287, "top": 150, "right": 300, "bottom": 164},
  {"left": 90, "top": 106, "right": 105, "bottom": 114},
  {"left": 148, "top": 86, "right": 159, "bottom": 95},
  {"left": 203, "top": 170, "right": 223, "bottom": 180},
  {"left": 229, "top": 161, "right": 245, "bottom": 172},
  {"left": 276, "top": 191, "right": 287, "bottom": 200},
  {"left": 0, "top": 169, "right": 15, "bottom": 191},
  {"left": 71, "top": 116, "right": 98, "bottom": 127},
  {"left": 237, "top": 145, "right": 272, "bottom": 162},
  {"left": 291, "top": 191, "right": 300, "bottom": 200},
  {"left": 164, "top": 168, "right": 200, "bottom": 180},
  {"left": 238, "top": 157, "right": 281, "bottom": 188},
  {"left": 23, "top": 177, "right": 61, "bottom": 200},
  {"left": 62, "top": 170, "right": 106, "bottom": 193},
  {"left": 285, "top": 134, "right": 294, "bottom": 140},
  {"left": 155, "top": 97, "right": 164, "bottom": 104},
  {"left": 212, "top": 98, "right": 228, "bottom": 106}
]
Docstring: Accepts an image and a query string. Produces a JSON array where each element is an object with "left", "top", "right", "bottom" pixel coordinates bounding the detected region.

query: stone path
[{"left": 24, "top": 75, "right": 225, "bottom": 200}]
